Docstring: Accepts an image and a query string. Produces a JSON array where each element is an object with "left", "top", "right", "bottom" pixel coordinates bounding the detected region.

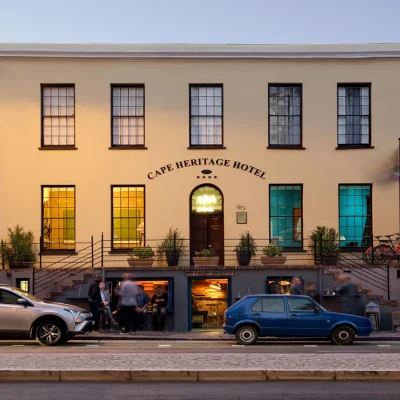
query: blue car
[{"left": 223, "top": 295, "right": 372, "bottom": 345}]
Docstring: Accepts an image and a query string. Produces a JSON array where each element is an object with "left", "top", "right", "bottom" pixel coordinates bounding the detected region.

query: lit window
[
  {"left": 42, "top": 85, "right": 75, "bottom": 146},
  {"left": 191, "top": 186, "right": 223, "bottom": 213},
  {"left": 190, "top": 85, "right": 223, "bottom": 147},
  {"left": 269, "top": 185, "right": 302, "bottom": 248},
  {"left": 42, "top": 186, "right": 75, "bottom": 251},
  {"left": 339, "top": 185, "right": 372, "bottom": 247},
  {"left": 112, "top": 186, "right": 145, "bottom": 249}
]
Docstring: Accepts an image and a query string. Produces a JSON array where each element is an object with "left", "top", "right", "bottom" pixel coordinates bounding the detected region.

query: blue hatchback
[{"left": 223, "top": 295, "right": 372, "bottom": 345}]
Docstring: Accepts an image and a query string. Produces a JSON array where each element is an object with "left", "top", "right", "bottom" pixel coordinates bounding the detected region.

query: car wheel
[
  {"left": 235, "top": 325, "right": 258, "bottom": 345},
  {"left": 35, "top": 320, "right": 64, "bottom": 346},
  {"left": 331, "top": 326, "right": 355, "bottom": 345}
]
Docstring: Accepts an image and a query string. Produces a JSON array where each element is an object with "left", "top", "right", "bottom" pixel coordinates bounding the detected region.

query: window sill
[
  {"left": 267, "top": 146, "right": 306, "bottom": 150},
  {"left": 281, "top": 248, "right": 307, "bottom": 253},
  {"left": 336, "top": 145, "right": 374, "bottom": 150},
  {"left": 40, "top": 250, "right": 78, "bottom": 256},
  {"left": 187, "top": 146, "right": 226, "bottom": 150},
  {"left": 339, "top": 247, "right": 368, "bottom": 253},
  {"left": 39, "top": 146, "right": 78, "bottom": 150},
  {"left": 108, "top": 146, "right": 148, "bottom": 150},
  {"left": 108, "top": 250, "right": 132, "bottom": 254}
]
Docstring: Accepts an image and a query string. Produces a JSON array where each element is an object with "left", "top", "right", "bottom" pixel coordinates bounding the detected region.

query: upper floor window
[
  {"left": 190, "top": 85, "right": 223, "bottom": 147},
  {"left": 112, "top": 186, "right": 145, "bottom": 250},
  {"left": 42, "top": 85, "right": 75, "bottom": 147},
  {"left": 269, "top": 184, "right": 303, "bottom": 248},
  {"left": 268, "top": 84, "right": 302, "bottom": 147},
  {"left": 338, "top": 84, "right": 371, "bottom": 147},
  {"left": 339, "top": 184, "right": 372, "bottom": 248},
  {"left": 111, "top": 85, "right": 145, "bottom": 147},
  {"left": 42, "top": 186, "right": 75, "bottom": 252}
]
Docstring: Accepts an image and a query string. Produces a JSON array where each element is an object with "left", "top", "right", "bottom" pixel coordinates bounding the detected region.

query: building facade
[{"left": 0, "top": 43, "right": 399, "bottom": 330}]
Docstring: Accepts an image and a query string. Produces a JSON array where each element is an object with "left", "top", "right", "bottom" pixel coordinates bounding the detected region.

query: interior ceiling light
[{"left": 209, "top": 281, "right": 222, "bottom": 290}]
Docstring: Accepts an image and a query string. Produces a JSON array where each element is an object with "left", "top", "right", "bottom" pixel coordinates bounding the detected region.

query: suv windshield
[{"left": 13, "top": 288, "right": 43, "bottom": 302}]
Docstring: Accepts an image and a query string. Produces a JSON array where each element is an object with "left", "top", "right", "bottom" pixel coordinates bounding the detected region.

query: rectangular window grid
[
  {"left": 112, "top": 86, "right": 145, "bottom": 146},
  {"left": 42, "top": 85, "right": 75, "bottom": 146},
  {"left": 339, "top": 184, "right": 372, "bottom": 247},
  {"left": 338, "top": 85, "right": 370, "bottom": 146},
  {"left": 269, "top": 85, "right": 302, "bottom": 146},
  {"left": 190, "top": 85, "right": 223, "bottom": 146},
  {"left": 112, "top": 186, "right": 145, "bottom": 249},
  {"left": 269, "top": 185, "right": 303, "bottom": 248},
  {"left": 42, "top": 186, "right": 75, "bottom": 251}
]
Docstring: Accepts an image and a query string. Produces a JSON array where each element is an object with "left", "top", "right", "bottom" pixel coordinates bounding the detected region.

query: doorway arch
[{"left": 189, "top": 184, "right": 224, "bottom": 265}]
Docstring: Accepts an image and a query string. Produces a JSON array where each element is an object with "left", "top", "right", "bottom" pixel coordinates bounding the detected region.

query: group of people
[
  {"left": 87, "top": 273, "right": 168, "bottom": 333},
  {"left": 290, "top": 275, "right": 358, "bottom": 314}
]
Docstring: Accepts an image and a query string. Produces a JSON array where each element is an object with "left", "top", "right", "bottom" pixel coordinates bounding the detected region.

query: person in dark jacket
[
  {"left": 290, "top": 277, "right": 303, "bottom": 295},
  {"left": 88, "top": 275, "right": 102, "bottom": 331},
  {"left": 305, "top": 282, "right": 320, "bottom": 303},
  {"left": 337, "top": 275, "right": 358, "bottom": 315}
]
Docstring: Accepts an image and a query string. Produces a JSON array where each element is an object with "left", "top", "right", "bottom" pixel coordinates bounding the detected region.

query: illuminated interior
[
  {"left": 42, "top": 186, "right": 75, "bottom": 250},
  {"left": 191, "top": 186, "right": 222, "bottom": 213},
  {"left": 191, "top": 279, "right": 228, "bottom": 329},
  {"left": 112, "top": 186, "right": 145, "bottom": 249},
  {"left": 267, "top": 279, "right": 292, "bottom": 294}
]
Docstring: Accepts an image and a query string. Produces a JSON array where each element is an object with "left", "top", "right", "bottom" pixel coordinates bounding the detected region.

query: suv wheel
[
  {"left": 331, "top": 326, "right": 355, "bottom": 345},
  {"left": 235, "top": 325, "right": 258, "bottom": 345},
  {"left": 35, "top": 320, "right": 64, "bottom": 346}
]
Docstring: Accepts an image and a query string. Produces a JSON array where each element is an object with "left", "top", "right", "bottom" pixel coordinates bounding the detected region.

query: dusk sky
[{"left": 0, "top": 0, "right": 399, "bottom": 44}]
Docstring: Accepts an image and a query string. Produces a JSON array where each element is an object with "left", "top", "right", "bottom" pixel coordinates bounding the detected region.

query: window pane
[
  {"left": 0, "top": 290, "right": 21, "bottom": 305},
  {"left": 42, "top": 187, "right": 75, "bottom": 251},
  {"left": 112, "top": 186, "right": 145, "bottom": 249},
  {"left": 269, "top": 185, "right": 302, "bottom": 247},
  {"left": 338, "top": 184, "right": 371, "bottom": 247},
  {"left": 288, "top": 298, "right": 316, "bottom": 313},
  {"left": 250, "top": 299, "right": 263, "bottom": 312},
  {"left": 262, "top": 298, "right": 285, "bottom": 312}
]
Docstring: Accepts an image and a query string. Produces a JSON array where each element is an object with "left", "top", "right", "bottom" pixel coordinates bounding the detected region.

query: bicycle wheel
[
  {"left": 362, "top": 247, "right": 374, "bottom": 265},
  {"left": 372, "top": 244, "right": 395, "bottom": 265}
]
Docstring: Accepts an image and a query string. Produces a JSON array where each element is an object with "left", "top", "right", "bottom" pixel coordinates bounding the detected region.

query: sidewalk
[
  {"left": 1, "top": 352, "right": 400, "bottom": 382},
  {"left": 79, "top": 330, "right": 400, "bottom": 341}
]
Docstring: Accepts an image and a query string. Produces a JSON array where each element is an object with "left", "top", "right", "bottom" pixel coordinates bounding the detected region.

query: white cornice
[{"left": 1, "top": 43, "right": 400, "bottom": 60}]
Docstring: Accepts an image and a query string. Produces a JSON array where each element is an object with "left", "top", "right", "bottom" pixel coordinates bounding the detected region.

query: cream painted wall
[{"left": 0, "top": 58, "right": 398, "bottom": 263}]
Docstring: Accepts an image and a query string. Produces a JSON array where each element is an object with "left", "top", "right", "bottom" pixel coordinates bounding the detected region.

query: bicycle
[{"left": 372, "top": 233, "right": 400, "bottom": 266}]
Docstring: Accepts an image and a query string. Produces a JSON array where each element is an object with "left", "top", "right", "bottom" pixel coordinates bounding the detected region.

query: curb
[{"left": 1, "top": 370, "right": 400, "bottom": 382}]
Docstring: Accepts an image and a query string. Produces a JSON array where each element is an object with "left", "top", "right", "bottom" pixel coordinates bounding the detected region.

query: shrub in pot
[
  {"left": 127, "top": 245, "right": 155, "bottom": 267},
  {"left": 260, "top": 244, "right": 287, "bottom": 265},
  {"left": 193, "top": 247, "right": 219, "bottom": 267},
  {"left": 234, "top": 232, "right": 257, "bottom": 266},
  {"left": 308, "top": 226, "right": 339, "bottom": 265},
  {"left": 156, "top": 227, "right": 185, "bottom": 267},
  {"left": 1, "top": 225, "right": 37, "bottom": 269}
]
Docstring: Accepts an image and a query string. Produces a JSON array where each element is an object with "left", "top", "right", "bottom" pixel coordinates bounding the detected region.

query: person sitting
[
  {"left": 151, "top": 286, "right": 168, "bottom": 331},
  {"left": 99, "top": 282, "right": 115, "bottom": 331},
  {"left": 136, "top": 285, "right": 150, "bottom": 331}
]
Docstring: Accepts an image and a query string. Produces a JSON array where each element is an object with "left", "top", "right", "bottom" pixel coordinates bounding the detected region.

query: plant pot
[
  {"left": 260, "top": 256, "right": 287, "bottom": 265},
  {"left": 166, "top": 250, "right": 181, "bottom": 267},
  {"left": 236, "top": 250, "right": 252, "bottom": 267},
  {"left": 127, "top": 257, "right": 154, "bottom": 267},
  {"left": 8, "top": 262, "right": 34, "bottom": 269},
  {"left": 193, "top": 256, "right": 219, "bottom": 267},
  {"left": 316, "top": 256, "right": 338, "bottom": 266}
]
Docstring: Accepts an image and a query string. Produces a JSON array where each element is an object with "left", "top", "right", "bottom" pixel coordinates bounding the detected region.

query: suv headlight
[{"left": 65, "top": 309, "right": 85, "bottom": 323}]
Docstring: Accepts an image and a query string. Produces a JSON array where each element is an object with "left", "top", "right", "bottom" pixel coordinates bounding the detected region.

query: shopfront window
[
  {"left": 269, "top": 185, "right": 302, "bottom": 248},
  {"left": 112, "top": 186, "right": 145, "bottom": 249},
  {"left": 42, "top": 186, "right": 75, "bottom": 251}
]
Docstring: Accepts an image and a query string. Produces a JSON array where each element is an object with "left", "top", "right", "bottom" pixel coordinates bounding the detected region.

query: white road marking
[
  {"left": 304, "top": 345, "right": 318, "bottom": 347},
  {"left": 11, "top": 345, "right": 24, "bottom": 347},
  {"left": 232, "top": 345, "right": 245, "bottom": 347},
  {"left": 377, "top": 345, "right": 391, "bottom": 347},
  {"left": 158, "top": 344, "right": 172, "bottom": 347},
  {"left": 85, "top": 345, "right": 99, "bottom": 347}
]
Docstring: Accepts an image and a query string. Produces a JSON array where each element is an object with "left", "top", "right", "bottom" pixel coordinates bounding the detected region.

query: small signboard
[
  {"left": 186, "top": 271, "right": 234, "bottom": 277},
  {"left": 236, "top": 212, "right": 247, "bottom": 224}
]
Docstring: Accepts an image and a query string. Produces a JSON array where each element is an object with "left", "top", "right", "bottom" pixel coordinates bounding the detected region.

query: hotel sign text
[{"left": 147, "top": 158, "right": 266, "bottom": 180}]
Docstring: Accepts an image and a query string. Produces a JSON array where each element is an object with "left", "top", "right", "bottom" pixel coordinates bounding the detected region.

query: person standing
[
  {"left": 290, "top": 277, "right": 303, "bottom": 295},
  {"left": 305, "top": 282, "right": 320, "bottom": 303},
  {"left": 88, "top": 275, "right": 102, "bottom": 332},
  {"left": 118, "top": 273, "right": 139, "bottom": 334},
  {"left": 337, "top": 275, "right": 358, "bottom": 315},
  {"left": 136, "top": 285, "right": 150, "bottom": 331},
  {"left": 152, "top": 286, "right": 168, "bottom": 331}
]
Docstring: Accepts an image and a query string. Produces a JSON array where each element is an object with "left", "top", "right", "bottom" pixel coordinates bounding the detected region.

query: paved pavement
[{"left": 2, "top": 382, "right": 400, "bottom": 400}]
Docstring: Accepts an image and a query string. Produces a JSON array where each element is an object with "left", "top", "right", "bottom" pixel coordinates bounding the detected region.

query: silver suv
[{"left": 0, "top": 284, "right": 94, "bottom": 345}]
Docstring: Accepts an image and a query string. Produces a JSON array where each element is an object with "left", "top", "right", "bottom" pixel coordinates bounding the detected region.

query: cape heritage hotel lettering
[{"left": 147, "top": 158, "right": 266, "bottom": 180}]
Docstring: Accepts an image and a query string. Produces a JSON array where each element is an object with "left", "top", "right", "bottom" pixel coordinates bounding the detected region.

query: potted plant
[
  {"left": 1, "top": 225, "right": 37, "bottom": 269},
  {"left": 261, "top": 244, "right": 287, "bottom": 265},
  {"left": 234, "top": 232, "right": 257, "bottom": 266},
  {"left": 308, "top": 226, "right": 339, "bottom": 265},
  {"left": 127, "top": 245, "right": 155, "bottom": 267},
  {"left": 193, "top": 247, "right": 219, "bottom": 267},
  {"left": 156, "top": 227, "right": 186, "bottom": 267}
]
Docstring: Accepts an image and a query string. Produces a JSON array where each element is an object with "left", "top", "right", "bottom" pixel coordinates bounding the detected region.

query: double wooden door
[{"left": 190, "top": 213, "right": 224, "bottom": 265}]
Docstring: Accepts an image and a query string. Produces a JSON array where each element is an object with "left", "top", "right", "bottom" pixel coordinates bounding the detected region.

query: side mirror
[
  {"left": 314, "top": 308, "right": 321, "bottom": 314},
  {"left": 17, "top": 298, "right": 29, "bottom": 307}
]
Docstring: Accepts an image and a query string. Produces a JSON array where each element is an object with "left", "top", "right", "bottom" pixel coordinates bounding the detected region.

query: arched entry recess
[{"left": 189, "top": 184, "right": 224, "bottom": 265}]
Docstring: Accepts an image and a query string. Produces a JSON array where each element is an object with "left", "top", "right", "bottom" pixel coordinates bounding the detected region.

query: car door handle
[
  {"left": 252, "top": 313, "right": 261, "bottom": 316},
  {"left": 289, "top": 314, "right": 299, "bottom": 317}
]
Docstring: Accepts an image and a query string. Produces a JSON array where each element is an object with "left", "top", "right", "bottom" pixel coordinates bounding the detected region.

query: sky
[{"left": 0, "top": 0, "right": 399, "bottom": 44}]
